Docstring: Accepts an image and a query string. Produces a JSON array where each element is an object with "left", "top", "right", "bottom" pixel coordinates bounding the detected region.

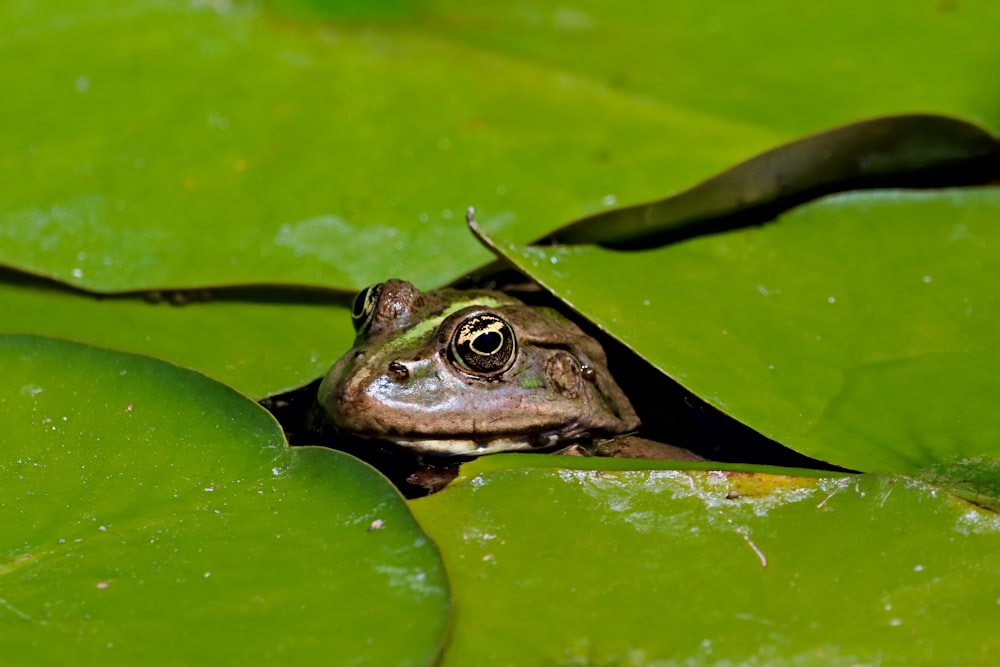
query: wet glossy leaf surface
[
  {"left": 0, "top": 274, "right": 353, "bottom": 399},
  {"left": 919, "top": 457, "right": 1000, "bottom": 512},
  {"left": 2, "top": 1, "right": 997, "bottom": 292},
  {"left": 482, "top": 189, "right": 1000, "bottom": 473},
  {"left": 0, "top": 0, "right": 755, "bottom": 292},
  {"left": 412, "top": 455, "right": 1000, "bottom": 666},
  {"left": 0, "top": 335, "right": 448, "bottom": 664}
]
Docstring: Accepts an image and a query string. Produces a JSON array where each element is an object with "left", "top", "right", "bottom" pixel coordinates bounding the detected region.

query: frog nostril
[{"left": 387, "top": 360, "right": 410, "bottom": 382}]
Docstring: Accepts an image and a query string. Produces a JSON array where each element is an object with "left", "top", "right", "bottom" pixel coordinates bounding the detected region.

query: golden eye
[
  {"left": 449, "top": 313, "right": 517, "bottom": 377},
  {"left": 351, "top": 283, "right": 382, "bottom": 334}
]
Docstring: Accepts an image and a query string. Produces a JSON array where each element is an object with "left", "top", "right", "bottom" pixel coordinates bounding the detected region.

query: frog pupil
[{"left": 474, "top": 331, "right": 504, "bottom": 355}]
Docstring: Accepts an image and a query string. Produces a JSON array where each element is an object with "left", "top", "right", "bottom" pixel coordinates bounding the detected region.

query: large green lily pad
[
  {"left": 0, "top": 335, "right": 449, "bottom": 664},
  {"left": 0, "top": 0, "right": 764, "bottom": 293},
  {"left": 479, "top": 188, "right": 1000, "bottom": 473},
  {"left": 416, "top": 0, "right": 1000, "bottom": 133},
  {"left": 0, "top": 273, "right": 353, "bottom": 399},
  {"left": 2, "top": 1, "right": 997, "bottom": 293},
  {"left": 412, "top": 455, "right": 1000, "bottom": 666}
]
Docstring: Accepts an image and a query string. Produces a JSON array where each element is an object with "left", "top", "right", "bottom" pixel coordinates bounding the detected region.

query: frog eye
[
  {"left": 449, "top": 313, "right": 517, "bottom": 377},
  {"left": 351, "top": 283, "right": 382, "bottom": 334}
]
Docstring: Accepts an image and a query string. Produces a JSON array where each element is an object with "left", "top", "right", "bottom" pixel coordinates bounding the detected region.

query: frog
[{"left": 317, "top": 279, "right": 643, "bottom": 457}]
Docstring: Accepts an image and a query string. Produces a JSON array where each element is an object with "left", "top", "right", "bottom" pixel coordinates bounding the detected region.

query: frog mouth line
[{"left": 378, "top": 432, "right": 563, "bottom": 456}]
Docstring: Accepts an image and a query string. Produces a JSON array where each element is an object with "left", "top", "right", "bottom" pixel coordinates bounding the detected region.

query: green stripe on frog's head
[{"left": 359, "top": 291, "right": 512, "bottom": 351}]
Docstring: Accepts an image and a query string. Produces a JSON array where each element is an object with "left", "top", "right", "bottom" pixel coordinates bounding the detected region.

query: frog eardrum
[{"left": 319, "top": 279, "right": 639, "bottom": 456}]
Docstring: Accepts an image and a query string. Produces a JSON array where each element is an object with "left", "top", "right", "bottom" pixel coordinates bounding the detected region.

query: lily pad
[
  {"left": 918, "top": 456, "right": 1000, "bottom": 512},
  {"left": 539, "top": 114, "right": 1000, "bottom": 248},
  {"left": 3, "top": 1, "right": 998, "bottom": 293},
  {"left": 0, "top": 0, "right": 765, "bottom": 293},
  {"left": 416, "top": 0, "right": 1000, "bottom": 132},
  {"left": 478, "top": 188, "right": 1000, "bottom": 473},
  {"left": 412, "top": 456, "right": 1000, "bottom": 666},
  {"left": 0, "top": 273, "right": 353, "bottom": 399},
  {"left": 0, "top": 335, "right": 449, "bottom": 664}
]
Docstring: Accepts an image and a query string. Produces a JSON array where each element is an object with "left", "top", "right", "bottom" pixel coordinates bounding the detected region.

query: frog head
[{"left": 318, "top": 279, "right": 639, "bottom": 456}]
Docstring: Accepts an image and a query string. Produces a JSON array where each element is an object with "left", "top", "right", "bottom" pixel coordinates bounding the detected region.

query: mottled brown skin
[{"left": 318, "top": 280, "right": 640, "bottom": 456}]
